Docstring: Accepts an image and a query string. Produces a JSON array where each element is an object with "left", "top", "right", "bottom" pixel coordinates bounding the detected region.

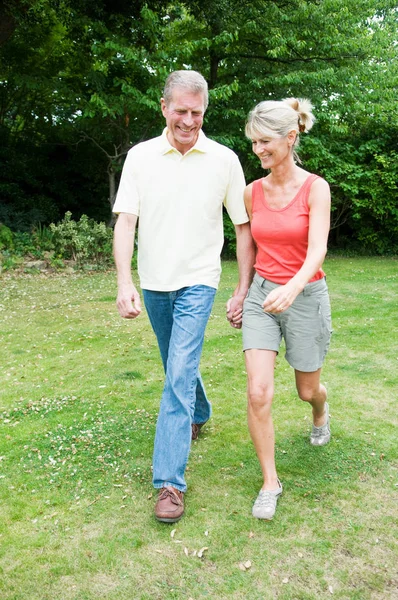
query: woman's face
[{"left": 251, "top": 130, "right": 296, "bottom": 169}]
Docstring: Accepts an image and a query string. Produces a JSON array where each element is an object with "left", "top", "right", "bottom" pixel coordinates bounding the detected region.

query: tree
[{"left": 1, "top": 0, "right": 397, "bottom": 251}]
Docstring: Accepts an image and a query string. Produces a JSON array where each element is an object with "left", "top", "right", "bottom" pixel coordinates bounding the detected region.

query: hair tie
[{"left": 298, "top": 120, "right": 306, "bottom": 133}]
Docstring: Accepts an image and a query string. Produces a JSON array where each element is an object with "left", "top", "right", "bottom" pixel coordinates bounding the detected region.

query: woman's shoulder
[
  {"left": 297, "top": 170, "right": 329, "bottom": 191},
  {"left": 307, "top": 174, "right": 331, "bottom": 208},
  {"left": 245, "top": 178, "right": 263, "bottom": 196},
  {"left": 244, "top": 181, "right": 254, "bottom": 202},
  {"left": 308, "top": 174, "right": 330, "bottom": 190}
]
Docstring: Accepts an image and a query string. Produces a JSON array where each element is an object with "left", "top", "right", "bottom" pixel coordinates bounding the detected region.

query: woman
[{"left": 242, "top": 98, "right": 332, "bottom": 520}]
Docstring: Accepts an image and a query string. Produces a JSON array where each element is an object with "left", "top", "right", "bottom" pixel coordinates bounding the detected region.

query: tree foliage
[{"left": 0, "top": 0, "right": 397, "bottom": 252}]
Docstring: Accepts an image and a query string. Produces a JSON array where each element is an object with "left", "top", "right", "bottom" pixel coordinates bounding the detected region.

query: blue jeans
[{"left": 143, "top": 285, "right": 216, "bottom": 492}]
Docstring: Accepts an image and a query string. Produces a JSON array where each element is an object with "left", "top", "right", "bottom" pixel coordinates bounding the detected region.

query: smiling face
[
  {"left": 251, "top": 130, "right": 296, "bottom": 169},
  {"left": 161, "top": 87, "right": 205, "bottom": 154}
]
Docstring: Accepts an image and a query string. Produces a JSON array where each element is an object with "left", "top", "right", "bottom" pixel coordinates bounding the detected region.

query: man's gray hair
[{"left": 163, "top": 70, "right": 209, "bottom": 111}]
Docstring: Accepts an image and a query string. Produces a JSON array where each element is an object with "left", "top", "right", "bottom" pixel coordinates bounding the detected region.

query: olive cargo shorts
[{"left": 242, "top": 272, "right": 332, "bottom": 372}]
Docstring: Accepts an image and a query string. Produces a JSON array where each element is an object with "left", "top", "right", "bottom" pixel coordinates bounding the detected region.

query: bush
[
  {"left": 0, "top": 224, "right": 14, "bottom": 251},
  {"left": 0, "top": 215, "right": 114, "bottom": 271},
  {"left": 50, "top": 212, "right": 113, "bottom": 265}
]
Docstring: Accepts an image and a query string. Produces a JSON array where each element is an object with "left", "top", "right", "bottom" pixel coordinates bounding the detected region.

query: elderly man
[{"left": 113, "top": 70, "right": 255, "bottom": 523}]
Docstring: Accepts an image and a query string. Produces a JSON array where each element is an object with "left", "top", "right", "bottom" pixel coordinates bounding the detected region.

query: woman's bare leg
[
  {"left": 245, "top": 348, "right": 280, "bottom": 491},
  {"left": 295, "top": 368, "right": 327, "bottom": 426}
]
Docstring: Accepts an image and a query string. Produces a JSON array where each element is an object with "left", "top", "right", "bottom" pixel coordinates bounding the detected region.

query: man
[{"left": 113, "top": 70, "right": 255, "bottom": 523}]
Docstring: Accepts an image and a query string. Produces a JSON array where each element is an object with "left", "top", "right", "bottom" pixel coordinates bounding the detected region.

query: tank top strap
[
  {"left": 300, "top": 174, "right": 321, "bottom": 207},
  {"left": 301, "top": 174, "right": 320, "bottom": 193},
  {"left": 252, "top": 174, "right": 320, "bottom": 211}
]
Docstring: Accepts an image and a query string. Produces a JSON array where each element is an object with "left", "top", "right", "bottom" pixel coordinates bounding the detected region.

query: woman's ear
[{"left": 287, "top": 130, "right": 297, "bottom": 146}]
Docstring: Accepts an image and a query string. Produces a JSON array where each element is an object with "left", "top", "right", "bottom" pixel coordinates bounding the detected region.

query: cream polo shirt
[{"left": 113, "top": 128, "right": 248, "bottom": 291}]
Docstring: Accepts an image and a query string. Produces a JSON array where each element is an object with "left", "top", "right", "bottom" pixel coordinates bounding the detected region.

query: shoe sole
[
  {"left": 155, "top": 515, "right": 183, "bottom": 523},
  {"left": 310, "top": 435, "right": 331, "bottom": 446},
  {"left": 252, "top": 512, "right": 276, "bottom": 520}
]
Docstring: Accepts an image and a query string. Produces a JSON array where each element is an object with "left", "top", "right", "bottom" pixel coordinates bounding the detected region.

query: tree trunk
[{"left": 108, "top": 163, "right": 116, "bottom": 226}]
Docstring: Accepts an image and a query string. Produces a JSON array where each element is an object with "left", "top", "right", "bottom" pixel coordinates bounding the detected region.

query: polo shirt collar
[{"left": 160, "top": 128, "right": 209, "bottom": 155}]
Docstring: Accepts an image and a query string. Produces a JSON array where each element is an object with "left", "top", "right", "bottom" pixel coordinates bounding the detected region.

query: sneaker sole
[
  {"left": 310, "top": 434, "right": 331, "bottom": 446},
  {"left": 252, "top": 512, "right": 275, "bottom": 520}
]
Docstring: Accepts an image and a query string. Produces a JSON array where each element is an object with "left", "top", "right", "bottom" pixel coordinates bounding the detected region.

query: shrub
[
  {"left": 0, "top": 224, "right": 14, "bottom": 251},
  {"left": 50, "top": 212, "right": 113, "bottom": 265}
]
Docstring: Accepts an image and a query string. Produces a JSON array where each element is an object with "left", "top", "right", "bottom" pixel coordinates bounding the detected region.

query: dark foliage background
[{"left": 1, "top": 0, "right": 397, "bottom": 254}]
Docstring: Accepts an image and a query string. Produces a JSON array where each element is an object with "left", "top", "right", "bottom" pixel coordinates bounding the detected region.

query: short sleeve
[
  {"left": 223, "top": 152, "right": 249, "bottom": 225},
  {"left": 112, "top": 149, "right": 140, "bottom": 216}
]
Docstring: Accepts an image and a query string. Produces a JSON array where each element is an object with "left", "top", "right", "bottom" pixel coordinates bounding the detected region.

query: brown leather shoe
[
  {"left": 191, "top": 423, "right": 204, "bottom": 440},
  {"left": 154, "top": 486, "right": 184, "bottom": 523}
]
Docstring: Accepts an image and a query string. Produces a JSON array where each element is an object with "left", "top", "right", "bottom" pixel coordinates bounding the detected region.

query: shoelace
[
  {"left": 255, "top": 491, "right": 278, "bottom": 508},
  {"left": 312, "top": 421, "right": 330, "bottom": 436},
  {"left": 158, "top": 488, "right": 182, "bottom": 505}
]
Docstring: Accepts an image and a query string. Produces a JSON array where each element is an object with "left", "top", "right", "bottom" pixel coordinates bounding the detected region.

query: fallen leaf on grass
[
  {"left": 238, "top": 560, "right": 252, "bottom": 571},
  {"left": 329, "top": 586, "right": 334, "bottom": 594},
  {"left": 170, "top": 529, "right": 176, "bottom": 538},
  {"left": 249, "top": 531, "right": 255, "bottom": 538},
  {"left": 197, "top": 547, "right": 208, "bottom": 558},
  {"left": 184, "top": 547, "right": 189, "bottom": 557},
  {"left": 155, "top": 549, "right": 162, "bottom": 554},
  {"left": 282, "top": 577, "right": 289, "bottom": 584}
]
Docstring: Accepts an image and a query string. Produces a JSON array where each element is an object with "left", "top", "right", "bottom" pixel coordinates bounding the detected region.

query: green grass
[{"left": 0, "top": 257, "right": 397, "bottom": 600}]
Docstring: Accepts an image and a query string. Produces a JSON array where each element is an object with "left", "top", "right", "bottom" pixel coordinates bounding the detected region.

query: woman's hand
[{"left": 262, "top": 284, "right": 300, "bottom": 314}]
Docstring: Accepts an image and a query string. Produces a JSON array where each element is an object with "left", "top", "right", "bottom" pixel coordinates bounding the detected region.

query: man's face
[{"left": 161, "top": 87, "right": 205, "bottom": 154}]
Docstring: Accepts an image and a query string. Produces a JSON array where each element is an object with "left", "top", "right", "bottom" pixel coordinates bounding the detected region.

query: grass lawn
[{"left": 0, "top": 257, "right": 397, "bottom": 600}]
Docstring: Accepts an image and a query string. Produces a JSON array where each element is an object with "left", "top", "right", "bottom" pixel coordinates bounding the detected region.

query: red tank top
[{"left": 251, "top": 174, "right": 325, "bottom": 284}]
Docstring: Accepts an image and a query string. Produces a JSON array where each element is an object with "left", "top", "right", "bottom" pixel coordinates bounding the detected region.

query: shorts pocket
[{"left": 317, "top": 292, "right": 332, "bottom": 341}]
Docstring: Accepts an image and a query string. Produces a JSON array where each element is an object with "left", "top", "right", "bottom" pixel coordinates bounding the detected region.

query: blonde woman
[{"left": 241, "top": 99, "right": 332, "bottom": 520}]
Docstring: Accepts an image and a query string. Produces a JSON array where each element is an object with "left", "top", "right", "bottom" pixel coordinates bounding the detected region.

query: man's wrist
[{"left": 232, "top": 289, "right": 248, "bottom": 300}]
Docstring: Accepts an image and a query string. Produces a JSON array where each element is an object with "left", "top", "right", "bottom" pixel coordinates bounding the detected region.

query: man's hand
[
  {"left": 226, "top": 295, "right": 245, "bottom": 329},
  {"left": 116, "top": 283, "right": 142, "bottom": 319}
]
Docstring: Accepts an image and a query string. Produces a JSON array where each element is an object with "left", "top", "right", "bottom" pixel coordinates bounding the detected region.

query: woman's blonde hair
[{"left": 245, "top": 98, "right": 315, "bottom": 162}]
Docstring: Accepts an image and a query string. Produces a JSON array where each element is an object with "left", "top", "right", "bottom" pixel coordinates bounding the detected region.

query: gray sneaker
[
  {"left": 252, "top": 479, "right": 283, "bottom": 520},
  {"left": 310, "top": 401, "right": 331, "bottom": 446}
]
